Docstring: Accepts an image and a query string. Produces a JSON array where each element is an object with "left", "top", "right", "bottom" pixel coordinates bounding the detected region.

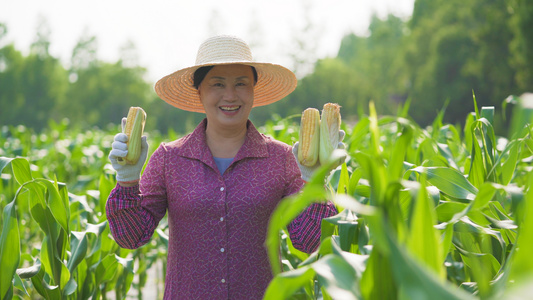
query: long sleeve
[
  {"left": 287, "top": 201, "right": 337, "bottom": 253},
  {"left": 106, "top": 144, "right": 169, "bottom": 249},
  {"left": 283, "top": 146, "right": 338, "bottom": 254}
]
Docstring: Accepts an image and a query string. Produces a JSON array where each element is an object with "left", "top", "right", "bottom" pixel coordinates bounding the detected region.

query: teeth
[{"left": 220, "top": 106, "right": 240, "bottom": 111}]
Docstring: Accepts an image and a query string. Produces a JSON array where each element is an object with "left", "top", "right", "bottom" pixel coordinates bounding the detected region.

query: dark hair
[{"left": 193, "top": 65, "right": 258, "bottom": 89}]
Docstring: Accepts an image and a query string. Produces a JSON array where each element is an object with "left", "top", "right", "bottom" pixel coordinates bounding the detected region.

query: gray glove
[
  {"left": 292, "top": 130, "right": 346, "bottom": 182},
  {"left": 108, "top": 118, "right": 149, "bottom": 182}
]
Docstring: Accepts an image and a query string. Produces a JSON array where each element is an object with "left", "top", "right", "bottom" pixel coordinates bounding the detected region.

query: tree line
[
  {"left": 1, "top": 0, "right": 532, "bottom": 135},
  {"left": 267, "top": 0, "right": 533, "bottom": 135}
]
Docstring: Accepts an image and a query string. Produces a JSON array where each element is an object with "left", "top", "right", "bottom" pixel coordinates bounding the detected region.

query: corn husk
[
  {"left": 118, "top": 107, "right": 146, "bottom": 165},
  {"left": 298, "top": 108, "right": 321, "bottom": 166},
  {"left": 319, "top": 103, "right": 341, "bottom": 165}
]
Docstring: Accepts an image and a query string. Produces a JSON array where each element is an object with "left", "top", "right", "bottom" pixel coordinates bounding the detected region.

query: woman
[{"left": 107, "top": 35, "right": 343, "bottom": 299}]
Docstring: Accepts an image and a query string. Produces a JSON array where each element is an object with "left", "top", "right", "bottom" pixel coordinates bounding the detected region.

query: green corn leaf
[
  {"left": 500, "top": 139, "right": 520, "bottom": 185},
  {"left": 347, "top": 168, "right": 362, "bottom": 197},
  {"left": 347, "top": 118, "right": 370, "bottom": 152},
  {"left": 503, "top": 279, "right": 533, "bottom": 299},
  {"left": 459, "top": 250, "right": 500, "bottom": 298},
  {"left": 59, "top": 262, "right": 70, "bottom": 293},
  {"left": 13, "top": 273, "right": 29, "bottom": 297},
  {"left": 353, "top": 151, "right": 387, "bottom": 205},
  {"left": 406, "top": 176, "right": 446, "bottom": 279},
  {"left": 264, "top": 265, "right": 315, "bottom": 299},
  {"left": 479, "top": 118, "right": 496, "bottom": 174},
  {"left": 36, "top": 179, "right": 69, "bottom": 233},
  {"left": 472, "top": 91, "right": 480, "bottom": 119},
  {"left": 0, "top": 157, "right": 14, "bottom": 173},
  {"left": 484, "top": 215, "right": 516, "bottom": 230},
  {"left": 418, "top": 137, "right": 439, "bottom": 164},
  {"left": 67, "top": 231, "right": 88, "bottom": 273},
  {"left": 40, "top": 236, "right": 54, "bottom": 283},
  {"left": 388, "top": 118, "right": 414, "bottom": 180},
  {"left": 442, "top": 182, "right": 498, "bottom": 227},
  {"left": 0, "top": 200, "right": 21, "bottom": 300},
  {"left": 440, "top": 223, "right": 454, "bottom": 264},
  {"left": 469, "top": 127, "right": 487, "bottom": 188},
  {"left": 333, "top": 194, "right": 377, "bottom": 218},
  {"left": 10, "top": 157, "right": 33, "bottom": 185},
  {"left": 95, "top": 254, "right": 119, "bottom": 286},
  {"left": 398, "top": 97, "right": 411, "bottom": 118},
  {"left": 16, "top": 263, "right": 41, "bottom": 279},
  {"left": 360, "top": 249, "right": 397, "bottom": 300},
  {"left": 156, "top": 228, "right": 169, "bottom": 247},
  {"left": 322, "top": 209, "right": 359, "bottom": 252},
  {"left": 436, "top": 202, "right": 468, "bottom": 223},
  {"left": 57, "top": 180, "right": 70, "bottom": 230},
  {"left": 437, "top": 142, "right": 459, "bottom": 169},
  {"left": 86, "top": 221, "right": 108, "bottom": 257},
  {"left": 115, "top": 254, "right": 135, "bottom": 296},
  {"left": 30, "top": 266, "right": 61, "bottom": 300},
  {"left": 470, "top": 182, "right": 496, "bottom": 211},
  {"left": 314, "top": 254, "right": 359, "bottom": 300},
  {"left": 85, "top": 221, "right": 108, "bottom": 236},
  {"left": 454, "top": 217, "right": 505, "bottom": 258},
  {"left": 76, "top": 260, "right": 89, "bottom": 298},
  {"left": 387, "top": 226, "right": 475, "bottom": 299},
  {"left": 411, "top": 167, "right": 478, "bottom": 200},
  {"left": 480, "top": 106, "right": 494, "bottom": 127},
  {"left": 27, "top": 183, "right": 59, "bottom": 242},
  {"left": 337, "top": 163, "right": 350, "bottom": 195},
  {"left": 507, "top": 172, "right": 533, "bottom": 285},
  {"left": 25, "top": 182, "right": 67, "bottom": 288},
  {"left": 63, "top": 278, "right": 77, "bottom": 297}
]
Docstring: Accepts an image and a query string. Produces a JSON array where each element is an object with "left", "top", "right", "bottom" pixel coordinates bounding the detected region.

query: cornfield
[{"left": 1, "top": 94, "right": 532, "bottom": 299}]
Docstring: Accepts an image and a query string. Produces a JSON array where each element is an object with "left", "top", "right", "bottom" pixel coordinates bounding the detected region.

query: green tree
[
  {"left": 508, "top": 0, "right": 533, "bottom": 91},
  {"left": 64, "top": 33, "right": 153, "bottom": 129},
  {"left": 281, "top": 57, "right": 361, "bottom": 118},
  {"left": 0, "top": 19, "right": 68, "bottom": 129},
  {"left": 65, "top": 60, "right": 152, "bottom": 129},
  {"left": 276, "top": 14, "right": 408, "bottom": 121},
  {"left": 403, "top": 0, "right": 517, "bottom": 126},
  {"left": 0, "top": 23, "right": 25, "bottom": 126}
]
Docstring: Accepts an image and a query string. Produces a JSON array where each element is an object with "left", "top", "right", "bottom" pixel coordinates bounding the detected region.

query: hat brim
[{"left": 154, "top": 61, "right": 297, "bottom": 113}]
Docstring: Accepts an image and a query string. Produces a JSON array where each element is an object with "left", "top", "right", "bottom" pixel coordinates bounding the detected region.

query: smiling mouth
[{"left": 219, "top": 106, "right": 241, "bottom": 112}]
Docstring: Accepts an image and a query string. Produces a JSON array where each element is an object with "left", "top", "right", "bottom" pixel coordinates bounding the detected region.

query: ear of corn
[
  {"left": 117, "top": 106, "right": 147, "bottom": 165},
  {"left": 319, "top": 103, "right": 341, "bottom": 165},
  {"left": 298, "top": 108, "right": 321, "bottom": 167}
]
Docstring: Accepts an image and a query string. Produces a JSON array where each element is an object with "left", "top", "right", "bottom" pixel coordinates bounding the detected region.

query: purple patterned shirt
[{"left": 106, "top": 119, "right": 337, "bottom": 299}]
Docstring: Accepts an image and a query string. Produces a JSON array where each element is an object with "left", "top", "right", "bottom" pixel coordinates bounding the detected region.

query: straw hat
[{"left": 154, "top": 35, "right": 297, "bottom": 113}]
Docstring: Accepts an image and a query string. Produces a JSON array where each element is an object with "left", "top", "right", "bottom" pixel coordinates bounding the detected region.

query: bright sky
[{"left": 0, "top": 0, "right": 414, "bottom": 82}]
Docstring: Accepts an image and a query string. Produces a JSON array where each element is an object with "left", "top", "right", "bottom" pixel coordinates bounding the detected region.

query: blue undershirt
[{"left": 213, "top": 157, "right": 234, "bottom": 175}]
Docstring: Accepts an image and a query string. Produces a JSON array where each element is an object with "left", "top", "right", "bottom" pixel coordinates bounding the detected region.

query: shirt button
[
  {"left": 221, "top": 279, "right": 226, "bottom": 283},
  {"left": 220, "top": 248, "right": 225, "bottom": 252},
  {"left": 220, "top": 187, "right": 225, "bottom": 192},
  {"left": 220, "top": 217, "right": 224, "bottom": 221}
]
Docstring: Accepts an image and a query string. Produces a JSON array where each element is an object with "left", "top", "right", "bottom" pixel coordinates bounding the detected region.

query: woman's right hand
[{"left": 108, "top": 118, "right": 149, "bottom": 185}]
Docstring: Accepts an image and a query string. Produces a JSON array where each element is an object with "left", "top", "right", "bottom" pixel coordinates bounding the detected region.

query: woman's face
[{"left": 198, "top": 64, "right": 255, "bottom": 130}]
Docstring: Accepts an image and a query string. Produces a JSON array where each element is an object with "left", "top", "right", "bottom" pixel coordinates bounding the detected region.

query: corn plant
[
  {"left": 0, "top": 157, "right": 135, "bottom": 299},
  {"left": 1, "top": 94, "right": 532, "bottom": 299},
  {"left": 265, "top": 95, "right": 533, "bottom": 299},
  {"left": 0, "top": 122, "right": 170, "bottom": 299}
]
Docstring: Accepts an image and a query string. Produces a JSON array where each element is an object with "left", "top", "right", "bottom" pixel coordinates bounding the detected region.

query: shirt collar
[{"left": 177, "top": 118, "right": 269, "bottom": 168}]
